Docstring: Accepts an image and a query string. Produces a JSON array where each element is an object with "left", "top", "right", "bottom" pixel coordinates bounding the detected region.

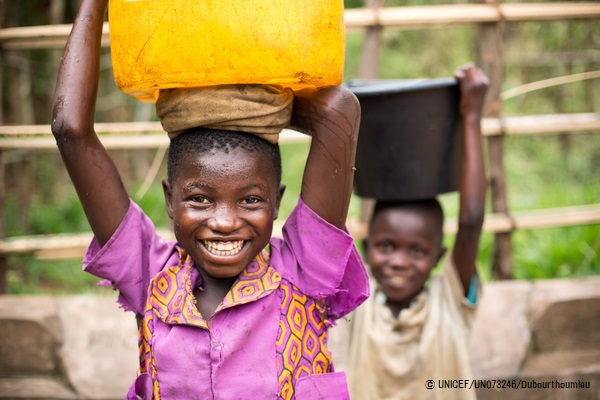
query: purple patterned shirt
[{"left": 83, "top": 198, "right": 369, "bottom": 400}]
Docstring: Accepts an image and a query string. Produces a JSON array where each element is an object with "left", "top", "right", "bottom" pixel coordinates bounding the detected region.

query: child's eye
[
  {"left": 410, "top": 247, "right": 426, "bottom": 258},
  {"left": 191, "top": 195, "right": 210, "bottom": 204},
  {"left": 375, "top": 242, "right": 394, "bottom": 254},
  {"left": 241, "top": 196, "right": 261, "bottom": 205}
]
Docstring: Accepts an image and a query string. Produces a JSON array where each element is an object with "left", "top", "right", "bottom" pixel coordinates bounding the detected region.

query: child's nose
[
  {"left": 389, "top": 250, "right": 411, "bottom": 269},
  {"left": 207, "top": 206, "right": 240, "bottom": 233}
]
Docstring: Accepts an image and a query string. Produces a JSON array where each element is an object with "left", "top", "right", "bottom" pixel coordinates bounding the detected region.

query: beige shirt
[{"left": 329, "top": 256, "right": 480, "bottom": 400}]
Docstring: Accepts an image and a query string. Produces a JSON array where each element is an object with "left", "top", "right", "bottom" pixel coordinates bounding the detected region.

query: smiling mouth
[
  {"left": 385, "top": 276, "right": 410, "bottom": 286},
  {"left": 202, "top": 240, "right": 245, "bottom": 257}
]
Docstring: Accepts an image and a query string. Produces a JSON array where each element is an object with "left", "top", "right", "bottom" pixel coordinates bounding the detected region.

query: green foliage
[
  {"left": 514, "top": 225, "right": 600, "bottom": 279},
  {"left": 134, "top": 183, "right": 172, "bottom": 228},
  {"left": 344, "top": 33, "right": 365, "bottom": 82},
  {"left": 4, "top": 1, "right": 600, "bottom": 293},
  {"left": 344, "top": 0, "right": 364, "bottom": 9},
  {"left": 344, "top": 28, "right": 477, "bottom": 82},
  {"left": 5, "top": 194, "right": 88, "bottom": 237},
  {"left": 278, "top": 142, "right": 311, "bottom": 218},
  {"left": 502, "top": 20, "right": 599, "bottom": 116},
  {"left": 7, "top": 255, "right": 109, "bottom": 295},
  {"left": 437, "top": 132, "right": 600, "bottom": 283},
  {"left": 506, "top": 134, "right": 600, "bottom": 211},
  {"left": 339, "top": 9, "right": 599, "bottom": 285}
]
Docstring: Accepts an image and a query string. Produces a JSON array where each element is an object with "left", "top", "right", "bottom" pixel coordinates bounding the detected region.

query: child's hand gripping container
[
  {"left": 108, "top": 0, "right": 346, "bottom": 102},
  {"left": 348, "top": 78, "right": 463, "bottom": 201}
]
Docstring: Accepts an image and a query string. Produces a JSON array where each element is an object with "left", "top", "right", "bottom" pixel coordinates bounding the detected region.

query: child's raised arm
[
  {"left": 51, "top": 0, "right": 130, "bottom": 246},
  {"left": 452, "top": 63, "right": 489, "bottom": 293},
  {"left": 291, "top": 87, "right": 361, "bottom": 229}
]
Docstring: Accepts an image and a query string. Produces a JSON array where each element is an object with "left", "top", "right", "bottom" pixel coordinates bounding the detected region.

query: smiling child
[
  {"left": 51, "top": 0, "right": 369, "bottom": 399},
  {"left": 330, "top": 64, "right": 489, "bottom": 400}
]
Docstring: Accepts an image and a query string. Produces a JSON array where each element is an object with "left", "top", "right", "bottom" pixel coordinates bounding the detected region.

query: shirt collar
[{"left": 150, "top": 246, "right": 281, "bottom": 328}]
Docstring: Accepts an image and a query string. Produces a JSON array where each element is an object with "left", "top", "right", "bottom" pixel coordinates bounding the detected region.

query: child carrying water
[
  {"left": 51, "top": 0, "right": 369, "bottom": 398},
  {"left": 330, "top": 64, "right": 489, "bottom": 400}
]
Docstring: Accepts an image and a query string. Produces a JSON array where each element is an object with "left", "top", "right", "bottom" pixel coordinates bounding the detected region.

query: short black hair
[
  {"left": 370, "top": 198, "right": 445, "bottom": 238},
  {"left": 167, "top": 127, "right": 282, "bottom": 185}
]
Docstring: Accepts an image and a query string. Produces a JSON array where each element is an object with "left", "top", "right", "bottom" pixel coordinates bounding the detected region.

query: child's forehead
[
  {"left": 370, "top": 207, "right": 441, "bottom": 237},
  {"left": 183, "top": 145, "right": 262, "bottom": 161},
  {"left": 374, "top": 206, "right": 430, "bottom": 223},
  {"left": 177, "top": 146, "right": 275, "bottom": 179}
]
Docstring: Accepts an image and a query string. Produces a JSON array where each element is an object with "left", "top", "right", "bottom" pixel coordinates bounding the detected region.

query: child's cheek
[{"left": 367, "top": 249, "right": 387, "bottom": 267}]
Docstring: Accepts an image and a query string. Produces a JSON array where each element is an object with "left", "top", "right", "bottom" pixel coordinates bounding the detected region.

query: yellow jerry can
[{"left": 108, "top": 0, "right": 346, "bottom": 102}]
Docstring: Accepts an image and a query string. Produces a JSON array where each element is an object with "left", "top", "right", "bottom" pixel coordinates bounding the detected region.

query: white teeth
[
  {"left": 388, "top": 276, "right": 409, "bottom": 285},
  {"left": 202, "top": 240, "right": 245, "bottom": 256}
]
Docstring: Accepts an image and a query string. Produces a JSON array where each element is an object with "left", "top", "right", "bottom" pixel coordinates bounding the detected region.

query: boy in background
[{"left": 330, "top": 63, "right": 489, "bottom": 400}]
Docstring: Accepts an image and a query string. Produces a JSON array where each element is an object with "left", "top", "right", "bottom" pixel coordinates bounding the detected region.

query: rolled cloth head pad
[{"left": 155, "top": 84, "right": 294, "bottom": 144}]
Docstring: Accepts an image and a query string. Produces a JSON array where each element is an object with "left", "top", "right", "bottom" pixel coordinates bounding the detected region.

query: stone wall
[
  {"left": 1, "top": 277, "right": 599, "bottom": 399},
  {"left": 0, "top": 296, "right": 137, "bottom": 399},
  {"left": 470, "top": 277, "right": 600, "bottom": 400}
]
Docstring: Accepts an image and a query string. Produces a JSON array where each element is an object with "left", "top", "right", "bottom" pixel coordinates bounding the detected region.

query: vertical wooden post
[
  {"left": 359, "top": 0, "right": 384, "bottom": 80},
  {"left": 0, "top": 1, "right": 8, "bottom": 293},
  {"left": 49, "top": 0, "right": 70, "bottom": 204},
  {"left": 0, "top": 151, "right": 7, "bottom": 294},
  {"left": 476, "top": 0, "right": 513, "bottom": 279},
  {"left": 358, "top": 0, "right": 384, "bottom": 226},
  {"left": 49, "top": 0, "right": 66, "bottom": 104},
  {"left": 0, "top": 15, "right": 4, "bottom": 125}
]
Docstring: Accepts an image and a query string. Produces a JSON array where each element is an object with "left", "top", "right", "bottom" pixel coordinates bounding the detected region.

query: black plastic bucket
[{"left": 348, "top": 78, "right": 463, "bottom": 201}]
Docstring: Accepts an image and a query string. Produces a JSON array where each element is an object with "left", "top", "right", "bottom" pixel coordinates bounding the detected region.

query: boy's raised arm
[
  {"left": 452, "top": 63, "right": 489, "bottom": 293},
  {"left": 291, "top": 86, "right": 361, "bottom": 230},
  {"left": 51, "top": 0, "right": 130, "bottom": 246}
]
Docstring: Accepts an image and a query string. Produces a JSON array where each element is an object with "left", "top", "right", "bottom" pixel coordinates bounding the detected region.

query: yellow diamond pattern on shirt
[{"left": 276, "top": 279, "right": 332, "bottom": 400}]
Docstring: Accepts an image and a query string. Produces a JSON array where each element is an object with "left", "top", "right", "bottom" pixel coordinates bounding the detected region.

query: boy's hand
[
  {"left": 454, "top": 63, "right": 489, "bottom": 120},
  {"left": 290, "top": 86, "right": 360, "bottom": 136}
]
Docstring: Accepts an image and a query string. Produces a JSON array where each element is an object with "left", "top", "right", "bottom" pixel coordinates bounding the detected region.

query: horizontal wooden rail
[
  {"left": 351, "top": 204, "right": 600, "bottom": 241},
  {"left": 0, "top": 113, "right": 597, "bottom": 149},
  {"left": 481, "top": 113, "right": 600, "bottom": 137},
  {"left": 1, "top": 3, "right": 599, "bottom": 50},
  {"left": 344, "top": 3, "right": 600, "bottom": 32},
  {"left": 449, "top": 204, "right": 600, "bottom": 235},
  {"left": 0, "top": 230, "right": 172, "bottom": 260},
  {"left": 2, "top": 204, "right": 599, "bottom": 260},
  {"left": 0, "top": 127, "right": 309, "bottom": 149},
  {"left": 0, "top": 24, "right": 86, "bottom": 50}
]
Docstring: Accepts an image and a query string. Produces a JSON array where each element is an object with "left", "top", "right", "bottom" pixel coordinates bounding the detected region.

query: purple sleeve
[
  {"left": 83, "top": 200, "right": 177, "bottom": 315},
  {"left": 276, "top": 198, "right": 370, "bottom": 321}
]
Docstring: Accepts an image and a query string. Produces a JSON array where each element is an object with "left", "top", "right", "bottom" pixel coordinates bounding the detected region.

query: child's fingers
[
  {"left": 457, "top": 64, "right": 489, "bottom": 91},
  {"left": 454, "top": 62, "right": 475, "bottom": 77},
  {"left": 293, "top": 87, "right": 320, "bottom": 101},
  {"left": 454, "top": 63, "right": 489, "bottom": 117},
  {"left": 293, "top": 85, "right": 346, "bottom": 102}
]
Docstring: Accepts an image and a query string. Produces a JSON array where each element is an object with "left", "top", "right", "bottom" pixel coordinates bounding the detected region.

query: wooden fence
[{"left": 0, "top": 2, "right": 599, "bottom": 291}]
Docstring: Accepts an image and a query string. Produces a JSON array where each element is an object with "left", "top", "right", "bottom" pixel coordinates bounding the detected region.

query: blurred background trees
[{"left": 0, "top": 0, "right": 598, "bottom": 292}]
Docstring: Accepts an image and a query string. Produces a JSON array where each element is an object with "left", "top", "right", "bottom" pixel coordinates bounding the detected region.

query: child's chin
[
  {"left": 382, "top": 287, "right": 412, "bottom": 303},
  {"left": 205, "top": 266, "right": 245, "bottom": 280}
]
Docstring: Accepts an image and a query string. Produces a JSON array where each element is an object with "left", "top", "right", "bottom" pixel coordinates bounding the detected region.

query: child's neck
[
  {"left": 194, "top": 269, "right": 237, "bottom": 320},
  {"left": 386, "top": 299, "right": 411, "bottom": 318}
]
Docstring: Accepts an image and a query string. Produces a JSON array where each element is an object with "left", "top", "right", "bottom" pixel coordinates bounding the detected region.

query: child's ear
[
  {"left": 162, "top": 179, "right": 175, "bottom": 220},
  {"left": 437, "top": 246, "right": 448, "bottom": 264},
  {"left": 273, "top": 184, "right": 286, "bottom": 220}
]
